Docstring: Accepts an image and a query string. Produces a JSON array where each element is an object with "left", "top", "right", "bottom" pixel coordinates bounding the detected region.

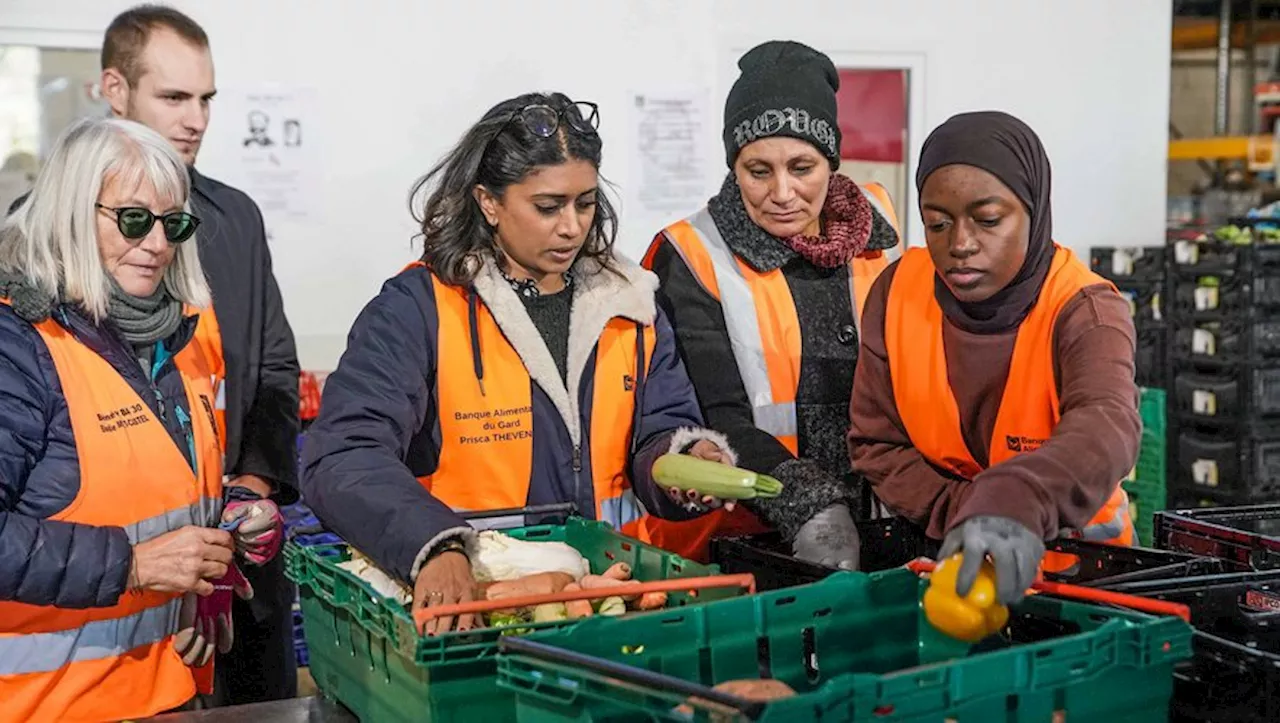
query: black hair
[{"left": 410, "top": 91, "right": 619, "bottom": 286}]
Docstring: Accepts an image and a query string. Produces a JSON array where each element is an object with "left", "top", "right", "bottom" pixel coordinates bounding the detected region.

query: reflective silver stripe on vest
[
  {"left": 601, "top": 489, "right": 646, "bottom": 530},
  {"left": 685, "top": 209, "right": 797, "bottom": 440},
  {"left": 1079, "top": 499, "right": 1130, "bottom": 542},
  {"left": 122, "top": 495, "right": 224, "bottom": 546},
  {"left": 0, "top": 597, "right": 181, "bottom": 676}
]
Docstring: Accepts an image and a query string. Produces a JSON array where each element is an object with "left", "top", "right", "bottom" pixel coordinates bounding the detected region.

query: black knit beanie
[{"left": 723, "top": 40, "right": 842, "bottom": 169}]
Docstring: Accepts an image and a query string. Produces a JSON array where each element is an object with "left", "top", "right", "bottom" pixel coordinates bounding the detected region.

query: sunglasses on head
[
  {"left": 493, "top": 101, "right": 600, "bottom": 141},
  {"left": 96, "top": 204, "right": 200, "bottom": 244}
]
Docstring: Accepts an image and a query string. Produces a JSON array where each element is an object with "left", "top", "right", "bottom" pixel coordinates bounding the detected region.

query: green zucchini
[{"left": 651, "top": 454, "right": 784, "bottom": 500}]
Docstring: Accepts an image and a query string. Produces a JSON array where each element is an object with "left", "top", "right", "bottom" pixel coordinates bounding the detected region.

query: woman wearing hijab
[
  {"left": 640, "top": 40, "right": 900, "bottom": 567},
  {"left": 848, "top": 111, "right": 1139, "bottom": 605}
]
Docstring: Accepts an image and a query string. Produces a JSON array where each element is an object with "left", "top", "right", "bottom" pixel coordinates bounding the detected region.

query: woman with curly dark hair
[{"left": 302, "top": 92, "right": 736, "bottom": 634}]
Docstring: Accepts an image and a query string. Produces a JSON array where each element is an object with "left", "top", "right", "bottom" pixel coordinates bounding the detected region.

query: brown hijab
[{"left": 915, "top": 111, "right": 1054, "bottom": 334}]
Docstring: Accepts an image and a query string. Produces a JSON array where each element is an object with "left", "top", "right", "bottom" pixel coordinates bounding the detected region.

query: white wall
[{"left": 1, "top": 0, "right": 1172, "bottom": 371}]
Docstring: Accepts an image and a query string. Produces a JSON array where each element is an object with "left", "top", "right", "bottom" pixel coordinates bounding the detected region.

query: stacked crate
[
  {"left": 1168, "top": 235, "right": 1280, "bottom": 507},
  {"left": 1089, "top": 246, "right": 1171, "bottom": 544},
  {"left": 1090, "top": 246, "right": 1170, "bottom": 388}
]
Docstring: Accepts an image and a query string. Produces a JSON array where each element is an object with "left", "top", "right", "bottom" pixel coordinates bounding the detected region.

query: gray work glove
[
  {"left": 939, "top": 515, "right": 1045, "bottom": 605},
  {"left": 792, "top": 503, "right": 860, "bottom": 571}
]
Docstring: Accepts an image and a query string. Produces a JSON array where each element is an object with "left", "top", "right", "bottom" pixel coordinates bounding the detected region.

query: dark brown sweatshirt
[{"left": 848, "top": 262, "right": 1141, "bottom": 541}]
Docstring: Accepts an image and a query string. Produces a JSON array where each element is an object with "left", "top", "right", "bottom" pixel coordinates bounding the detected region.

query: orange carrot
[
  {"left": 636, "top": 591, "right": 668, "bottom": 610},
  {"left": 602, "top": 562, "right": 632, "bottom": 580},
  {"left": 580, "top": 575, "right": 642, "bottom": 602},
  {"left": 562, "top": 583, "right": 594, "bottom": 619}
]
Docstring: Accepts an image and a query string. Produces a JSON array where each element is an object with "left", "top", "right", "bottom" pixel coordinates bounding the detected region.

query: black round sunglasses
[
  {"left": 96, "top": 204, "right": 201, "bottom": 244},
  {"left": 492, "top": 101, "right": 600, "bottom": 141}
]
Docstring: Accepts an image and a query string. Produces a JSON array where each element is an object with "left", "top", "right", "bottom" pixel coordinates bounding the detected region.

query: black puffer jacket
[{"left": 645, "top": 174, "right": 898, "bottom": 539}]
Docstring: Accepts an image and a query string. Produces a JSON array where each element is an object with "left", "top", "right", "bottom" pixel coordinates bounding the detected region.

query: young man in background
[{"left": 99, "top": 4, "right": 302, "bottom": 705}]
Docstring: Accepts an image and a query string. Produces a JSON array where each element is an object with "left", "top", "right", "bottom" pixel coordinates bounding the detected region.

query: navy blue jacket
[
  {"left": 0, "top": 303, "right": 200, "bottom": 608},
  {"left": 301, "top": 258, "right": 727, "bottom": 583}
]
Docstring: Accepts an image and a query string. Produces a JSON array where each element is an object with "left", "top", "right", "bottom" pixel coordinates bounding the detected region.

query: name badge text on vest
[
  {"left": 97, "top": 403, "right": 150, "bottom": 433},
  {"left": 1005, "top": 435, "right": 1047, "bottom": 453},
  {"left": 454, "top": 405, "right": 533, "bottom": 445}
]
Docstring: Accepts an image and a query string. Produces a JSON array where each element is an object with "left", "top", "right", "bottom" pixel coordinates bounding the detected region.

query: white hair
[{"left": 0, "top": 116, "right": 211, "bottom": 321}]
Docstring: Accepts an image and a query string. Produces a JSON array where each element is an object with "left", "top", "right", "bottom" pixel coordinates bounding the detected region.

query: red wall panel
[{"left": 836, "top": 68, "right": 906, "bottom": 163}]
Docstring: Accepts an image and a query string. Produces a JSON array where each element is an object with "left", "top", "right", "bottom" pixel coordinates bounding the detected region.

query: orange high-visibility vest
[
  {"left": 185, "top": 305, "right": 228, "bottom": 695},
  {"left": 637, "top": 182, "right": 898, "bottom": 562},
  {"left": 884, "top": 245, "right": 1134, "bottom": 572},
  {"left": 0, "top": 303, "right": 223, "bottom": 722},
  {"left": 416, "top": 268, "right": 657, "bottom": 535},
  {"left": 190, "top": 306, "right": 227, "bottom": 454}
]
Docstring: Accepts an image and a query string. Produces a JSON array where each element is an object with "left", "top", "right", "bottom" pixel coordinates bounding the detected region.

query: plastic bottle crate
[
  {"left": 1171, "top": 275, "right": 1280, "bottom": 320},
  {"left": 711, "top": 521, "right": 1225, "bottom": 592},
  {"left": 1124, "top": 387, "right": 1169, "bottom": 545},
  {"left": 709, "top": 518, "right": 934, "bottom": 591},
  {"left": 1173, "top": 315, "right": 1280, "bottom": 366},
  {"left": 1116, "top": 280, "right": 1165, "bottom": 325},
  {"left": 1154, "top": 503, "right": 1280, "bottom": 570},
  {"left": 292, "top": 604, "right": 309, "bottom": 668},
  {"left": 1172, "top": 366, "right": 1280, "bottom": 423},
  {"left": 1136, "top": 326, "right": 1169, "bottom": 389},
  {"left": 1173, "top": 425, "right": 1280, "bottom": 502},
  {"left": 495, "top": 568, "right": 1193, "bottom": 723},
  {"left": 283, "top": 517, "right": 743, "bottom": 723},
  {"left": 1170, "top": 238, "right": 1280, "bottom": 276},
  {"left": 1090, "top": 245, "right": 1168, "bottom": 282},
  {"left": 1101, "top": 569, "right": 1280, "bottom": 723}
]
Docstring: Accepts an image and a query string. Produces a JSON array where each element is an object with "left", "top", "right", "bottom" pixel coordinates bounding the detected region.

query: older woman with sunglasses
[
  {"left": 0, "top": 117, "right": 239, "bottom": 720},
  {"left": 302, "top": 92, "right": 736, "bottom": 634}
]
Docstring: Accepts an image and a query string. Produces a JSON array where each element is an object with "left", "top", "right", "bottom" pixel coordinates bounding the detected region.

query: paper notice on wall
[
  {"left": 628, "top": 90, "right": 714, "bottom": 217},
  {"left": 210, "top": 86, "right": 317, "bottom": 235}
]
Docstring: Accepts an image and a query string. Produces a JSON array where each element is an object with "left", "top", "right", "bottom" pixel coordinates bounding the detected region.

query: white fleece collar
[{"left": 470, "top": 253, "right": 658, "bottom": 447}]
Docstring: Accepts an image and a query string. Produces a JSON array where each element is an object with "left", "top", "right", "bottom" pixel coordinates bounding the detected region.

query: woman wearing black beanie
[{"left": 638, "top": 40, "right": 900, "bottom": 567}]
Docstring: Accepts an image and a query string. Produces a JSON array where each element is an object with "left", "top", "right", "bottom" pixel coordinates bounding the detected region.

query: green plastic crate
[
  {"left": 1125, "top": 387, "right": 1168, "bottom": 546},
  {"left": 496, "top": 568, "right": 1193, "bottom": 723},
  {"left": 283, "top": 517, "right": 737, "bottom": 723}
]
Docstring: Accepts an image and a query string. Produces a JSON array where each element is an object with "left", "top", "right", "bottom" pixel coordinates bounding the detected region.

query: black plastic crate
[
  {"left": 1103, "top": 570, "right": 1280, "bottom": 723},
  {"left": 1155, "top": 504, "right": 1280, "bottom": 570},
  {"left": 1173, "top": 366, "right": 1280, "bottom": 423},
  {"left": 1171, "top": 237, "right": 1280, "bottom": 276},
  {"left": 1091, "top": 245, "right": 1168, "bottom": 282},
  {"left": 709, "top": 518, "right": 935, "bottom": 591},
  {"left": 1116, "top": 280, "right": 1164, "bottom": 325},
  {"left": 709, "top": 518, "right": 1228, "bottom": 591},
  {"left": 1173, "top": 315, "right": 1280, "bottom": 366},
  {"left": 1137, "top": 325, "right": 1170, "bottom": 389},
  {"left": 1172, "top": 275, "right": 1280, "bottom": 320},
  {"left": 1173, "top": 426, "right": 1280, "bottom": 502}
]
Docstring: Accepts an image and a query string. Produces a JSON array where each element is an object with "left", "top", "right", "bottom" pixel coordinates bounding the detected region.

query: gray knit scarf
[
  {"left": 0, "top": 267, "right": 180, "bottom": 348},
  {"left": 107, "top": 276, "right": 182, "bottom": 346}
]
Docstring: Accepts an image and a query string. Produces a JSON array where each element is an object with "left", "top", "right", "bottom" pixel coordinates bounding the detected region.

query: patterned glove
[
  {"left": 173, "top": 564, "right": 253, "bottom": 666},
  {"left": 222, "top": 499, "right": 283, "bottom": 565},
  {"left": 792, "top": 504, "right": 861, "bottom": 571}
]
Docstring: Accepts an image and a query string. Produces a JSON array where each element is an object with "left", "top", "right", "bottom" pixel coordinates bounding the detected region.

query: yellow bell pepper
[{"left": 922, "top": 553, "right": 1010, "bottom": 643}]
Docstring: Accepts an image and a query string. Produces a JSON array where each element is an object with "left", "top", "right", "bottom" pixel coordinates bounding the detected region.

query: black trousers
[{"left": 204, "top": 554, "right": 299, "bottom": 705}]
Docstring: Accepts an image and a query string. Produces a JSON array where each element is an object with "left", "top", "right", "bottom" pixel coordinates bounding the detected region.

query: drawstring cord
[
  {"left": 629, "top": 322, "right": 647, "bottom": 458},
  {"left": 468, "top": 288, "right": 486, "bottom": 397}
]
